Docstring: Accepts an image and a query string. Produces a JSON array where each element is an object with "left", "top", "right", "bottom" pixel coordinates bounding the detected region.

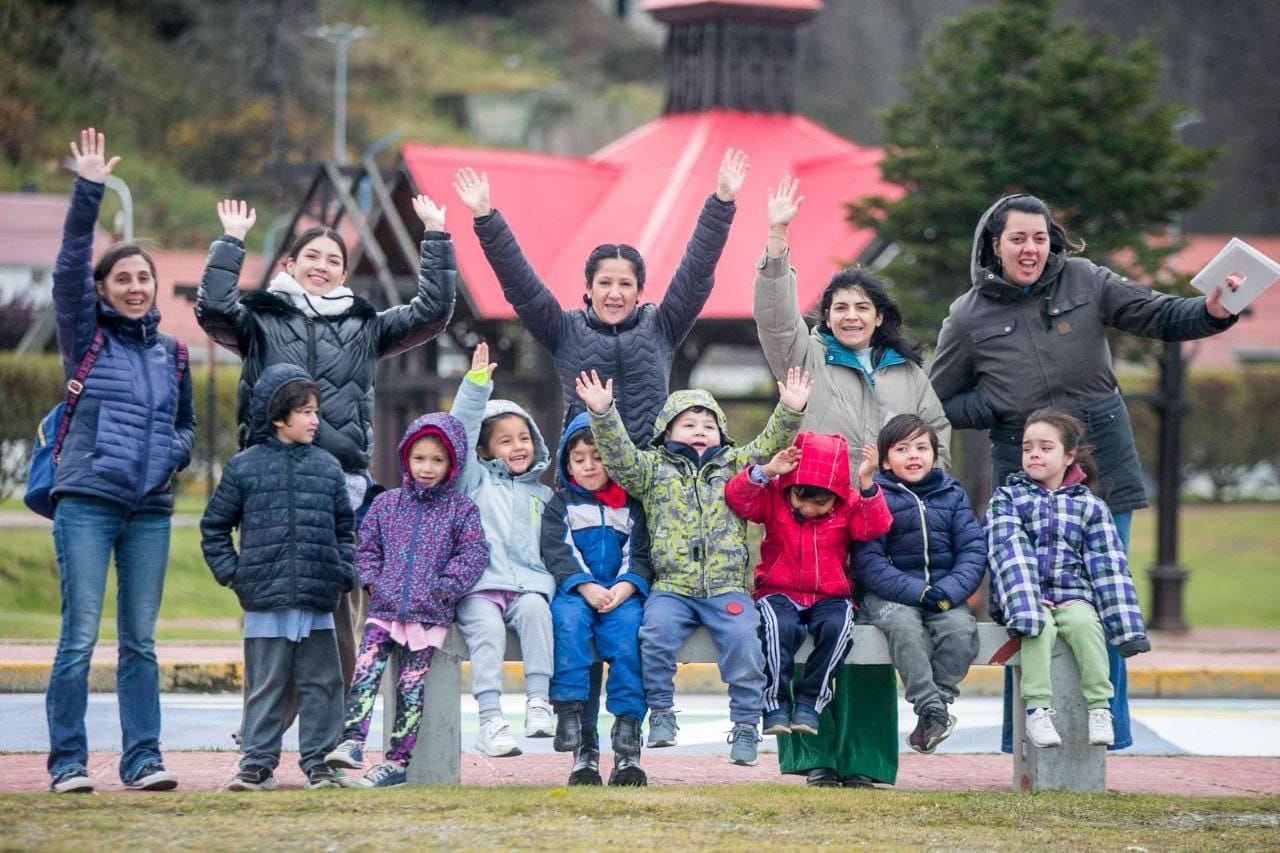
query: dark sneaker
[
  {"left": 921, "top": 709, "right": 957, "bottom": 753},
  {"left": 325, "top": 738, "right": 364, "bottom": 770},
  {"left": 608, "top": 755, "right": 648, "bottom": 787},
  {"left": 761, "top": 707, "right": 791, "bottom": 736},
  {"left": 357, "top": 761, "right": 408, "bottom": 788},
  {"left": 907, "top": 713, "right": 930, "bottom": 754},
  {"left": 805, "top": 767, "right": 839, "bottom": 788},
  {"left": 50, "top": 767, "right": 94, "bottom": 794},
  {"left": 646, "top": 709, "right": 679, "bottom": 748},
  {"left": 727, "top": 723, "right": 761, "bottom": 766},
  {"left": 126, "top": 762, "right": 178, "bottom": 791},
  {"left": 840, "top": 774, "right": 876, "bottom": 788},
  {"left": 227, "top": 765, "right": 277, "bottom": 792},
  {"left": 306, "top": 764, "right": 342, "bottom": 790},
  {"left": 790, "top": 704, "right": 820, "bottom": 736}
]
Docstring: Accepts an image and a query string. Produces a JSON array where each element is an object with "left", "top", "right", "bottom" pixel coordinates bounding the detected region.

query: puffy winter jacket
[
  {"left": 200, "top": 363, "right": 356, "bottom": 612},
  {"left": 51, "top": 178, "right": 195, "bottom": 514},
  {"left": 449, "top": 374, "right": 556, "bottom": 598},
  {"left": 540, "top": 412, "right": 653, "bottom": 596},
  {"left": 986, "top": 467, "right": 1146, "bottom": 646},
  {"left": 473, "top": 194, "right": 734, "bottom": 444},
  {"left": 725, "top": 431, "right": 892, "bottom": 606},
  {"left": 851, "top": 469, "right": 986, "bottom": 607},
  {"left": 589, "top": 389, "right": 803, "bottom": 598},
  {"left": 196, "top": 231, "right": 455, "bottom": 472},
  {"left": 930, "top": 193, "right": 1237, "bottom": 512},
  {"left": 357, "top": 412, "right": 488, "bottom": 625}
]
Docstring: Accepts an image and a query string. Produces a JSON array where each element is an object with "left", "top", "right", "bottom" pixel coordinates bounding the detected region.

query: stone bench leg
[
  {"left": 381, "top": 643, "right": 464, "bottom": 786},
  {"left": 1011, "top": 637, "right": 1107, "bottom": 792}
]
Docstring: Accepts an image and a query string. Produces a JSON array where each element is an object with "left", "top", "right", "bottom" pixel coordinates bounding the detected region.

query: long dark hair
[
  {"left": 979, "top": 194, "right": 1085, "bottom": 273},
  {"left": 1023, "top": 408, "right": 1099, "bottom": 489},
  {"left": 582, "top": 243, "right": 645, "bottom": 306},
  {"left": 287, "top": 226, "right": 349, "bottom": 270},
  {"left": 813, "top": 267, "right": 922, "bottom": 366}
]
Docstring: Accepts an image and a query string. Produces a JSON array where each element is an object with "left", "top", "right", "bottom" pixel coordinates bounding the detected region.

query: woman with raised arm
[
  {"left": 752, "top": 175, "right": 951, "bottom": 788},
  {"left": 196, "top": 193, "right": 456, "bottom": 697},
  {"left": 46, "top": 130, "right": 196, "bottom": 794}
]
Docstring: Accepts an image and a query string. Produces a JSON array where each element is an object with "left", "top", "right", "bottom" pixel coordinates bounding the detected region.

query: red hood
[{"left": 776, "top": 431, "right": 852, "bottom": 503}]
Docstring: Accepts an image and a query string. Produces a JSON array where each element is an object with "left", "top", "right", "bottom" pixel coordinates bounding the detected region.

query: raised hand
[
  {"left": 767, "top": 175, "right": 804, "bottom": 230},
  {"left": 575, "top": 369, "right": 614, "bottom": 415},
  {"left": 762, "top": 445, "right": 801, "bottom": 478},
  {"left": 412, "top": 193, "right": 446, "bottom": 232},
  {"left": 716, "top": 148, "right": 750, "bottom": 202},
  {"left": 1205, "top": 271, "right": 1244, "bottom": 319},
  {"left": 217, "top": 200, "right": 257, "bottom": 241},
  {"left": 855, "top": 444, "right": 879, "bottom": 491},
  {"left": 470, "top": 341, "right": 497, "bottom": 381},
  {"left": 776, "top": 366, "right": 813, "bottom": 412},
  {"left": 69, "top": 128, "right": 120, "bottom": 184},
  {"left": 453, "top": 167, "right": 491, "bottom": 217}
]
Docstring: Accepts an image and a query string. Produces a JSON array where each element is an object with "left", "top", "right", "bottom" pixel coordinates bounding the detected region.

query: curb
[{"left": 2, "top": 661, "right": 1278, "bottom": 699}]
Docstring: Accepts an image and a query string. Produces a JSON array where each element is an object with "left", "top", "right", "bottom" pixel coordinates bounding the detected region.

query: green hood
[{"left": 649, "top": 389, "right": 735, "bottom": 448}]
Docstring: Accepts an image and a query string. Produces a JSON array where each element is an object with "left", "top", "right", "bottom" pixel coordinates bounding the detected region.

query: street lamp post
[{"left": 308, "top": 23, "right": 374, "bottom": 164}]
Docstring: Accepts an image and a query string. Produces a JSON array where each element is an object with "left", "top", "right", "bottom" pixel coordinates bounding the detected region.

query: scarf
[{"left": 268, "top": 271, "right": 356, "bottom": 317}]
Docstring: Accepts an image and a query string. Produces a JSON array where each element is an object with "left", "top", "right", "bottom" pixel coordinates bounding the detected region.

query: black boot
[
  {"left": 608, "top": 716, "right": 647, "bottom": 787},
  {"left": 568, "top": 729, "right": 602, "bottom": 786},
  {"left": 553, "top": 701, "right": 583, "bottom": 753}
]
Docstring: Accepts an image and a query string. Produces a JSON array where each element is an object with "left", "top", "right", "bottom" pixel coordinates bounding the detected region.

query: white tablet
[{"left": 1189, "top": 237, "right": 1280, "bottom": 314}]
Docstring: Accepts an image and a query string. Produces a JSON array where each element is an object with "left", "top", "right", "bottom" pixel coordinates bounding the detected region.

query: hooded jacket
[
  {"left": 753, "top": 249, "right": 951, "bottom": 470},
  {"left": 725, "top": 431, "right": 892, "bottom": 606},
  {"left": 930, "top": 194, "right": 1237, "bottom": 511},
  {"left": 200, "top": 363, "right": 356, "bottom": 612},
  {"left": 473, "top": 194, "right": 735, "bottom": 445},
  {"left": 589, "top": 388, "right": 804, "bottom": 598},
  {"left": 852, "top": 469, "right": 987, "bottom": 607},
  {"left": 51, "top": 178, "right": 196, "bottom": 515},
  {"left": 540, "top": 412, "right": 653, "bottom": 596},
  {"left": 357, "top": 413, "right": 489, "bottom": 625},
  {"left": 196, "top": 230, "right": 455, "bottom": 473},
  {"left": 986, "top": 467, "right": 1146, "bottom": 646},
  {"left": 449, "top": 374, "right": 556, "bottom": 598}
]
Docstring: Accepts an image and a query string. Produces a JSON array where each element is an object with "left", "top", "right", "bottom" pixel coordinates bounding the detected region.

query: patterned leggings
[{"left": 340, "top": 623, "right": 434, "bottom": 765}]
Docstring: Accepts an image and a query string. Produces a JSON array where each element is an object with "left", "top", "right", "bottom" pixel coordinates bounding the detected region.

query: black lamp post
[{"left": 1147, "top": 339, "right": 1189, "bottom": 632}]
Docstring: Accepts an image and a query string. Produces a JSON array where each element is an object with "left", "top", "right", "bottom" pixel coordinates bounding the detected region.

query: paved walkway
[{"left": 2, "top": 751, "right": 1276, "bottom": 796}]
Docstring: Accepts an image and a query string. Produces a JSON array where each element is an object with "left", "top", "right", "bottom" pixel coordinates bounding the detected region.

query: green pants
[
  {"left": 1019, "top": 603, "right": 1113, "bottom": 710},
  {"left": 776, "top": 664, "right": 898, "bottom": 784}
]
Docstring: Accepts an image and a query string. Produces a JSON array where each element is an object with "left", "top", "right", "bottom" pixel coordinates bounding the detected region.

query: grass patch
[{"left": 2, "top": 787, "right": 1278, "bottom": 849}]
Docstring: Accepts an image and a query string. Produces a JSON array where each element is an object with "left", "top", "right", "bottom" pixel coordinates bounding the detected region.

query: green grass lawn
[
  {"left": 3, "top": 787, "right": 1279, "bottom": 849},
  {"left": 1, "top": 504, "right": 1276, "bottom": 642}
]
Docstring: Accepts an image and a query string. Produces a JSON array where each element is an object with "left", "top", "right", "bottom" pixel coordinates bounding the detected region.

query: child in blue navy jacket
[
  {"left": 541, "top": 413, "right": 653, "bottom": 787},
  {"left": 852, "top": 414, "right": 986, "bottom": 755}
]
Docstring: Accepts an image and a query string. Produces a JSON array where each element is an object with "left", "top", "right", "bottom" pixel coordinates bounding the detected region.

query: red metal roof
[
  {"left": 402, "top": 110, "right": 897, "bottom": 321},
  {"left": 149, "top": 249, "right": 264, "bottom": 353},
  {"left": 0, "top": 192, "right": 112, "bottom": 268}
]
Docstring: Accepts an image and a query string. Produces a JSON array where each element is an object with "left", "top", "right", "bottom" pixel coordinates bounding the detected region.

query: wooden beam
[
  {"left": 363, "top": 157, "right": 420, "bottom": 273},
  {"left": 321, "top": 161, "right": 400, "bottom": 307}
]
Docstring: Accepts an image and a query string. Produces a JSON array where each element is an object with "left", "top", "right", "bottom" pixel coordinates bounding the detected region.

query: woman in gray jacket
[{"left": 753, "top": 175, "right": 950, "bottom": 788}]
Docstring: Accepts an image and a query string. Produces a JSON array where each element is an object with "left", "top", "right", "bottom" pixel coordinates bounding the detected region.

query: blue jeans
[{"left": 46, "top": 497, "right": 171, "bottom": 783}]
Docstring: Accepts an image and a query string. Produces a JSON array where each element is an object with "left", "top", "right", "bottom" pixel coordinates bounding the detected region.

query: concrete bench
[{"left": 383, "top": 622, "right": 1105, "bottom": 792}]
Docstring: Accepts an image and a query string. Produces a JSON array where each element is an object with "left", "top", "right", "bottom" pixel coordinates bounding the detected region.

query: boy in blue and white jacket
[{"left": 541, "top": 412, "right": 653, "bottom": 787}]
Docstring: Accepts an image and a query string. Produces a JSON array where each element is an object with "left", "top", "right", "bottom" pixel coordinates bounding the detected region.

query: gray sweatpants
[
  {"left": 455, "top": 592, "right": 553, "bottom": 700},
  {"left": 862, "top": 592, "right": 979, "bottom": 717},
  {"left": 241, "top": 629, "right": 344, "bottom": 774}
]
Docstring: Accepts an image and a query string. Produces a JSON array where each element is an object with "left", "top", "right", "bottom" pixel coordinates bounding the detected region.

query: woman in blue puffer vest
[{"left": 45, "top": 130, "right": 196, "bottom": 794}]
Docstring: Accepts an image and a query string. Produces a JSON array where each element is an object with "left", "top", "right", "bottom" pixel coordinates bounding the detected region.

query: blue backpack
[{"left": 24, "top": 331, "right": 188, "bottom": 519}]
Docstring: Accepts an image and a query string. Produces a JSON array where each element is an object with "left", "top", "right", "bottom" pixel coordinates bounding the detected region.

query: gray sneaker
[
  {"left": 727, "top": 723, "right": 761, "bottom": 766},
  {"left": 646, "top": 709, "right": 679, "bottom": 748}
]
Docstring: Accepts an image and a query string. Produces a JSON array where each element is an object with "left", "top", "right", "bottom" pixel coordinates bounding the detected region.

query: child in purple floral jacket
[{"left": 324, "top": 412, "right": 489, "bottom": 787}]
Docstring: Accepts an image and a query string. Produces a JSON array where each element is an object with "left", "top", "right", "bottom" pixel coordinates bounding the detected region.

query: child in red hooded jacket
[{"left": 725, "top": 431, "right": 891, "bottom": 738}]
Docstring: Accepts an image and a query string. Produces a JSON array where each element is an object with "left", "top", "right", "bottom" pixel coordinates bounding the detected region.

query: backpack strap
[
  {"left": 52, "top": 328, "right": 106, "bottom": 463},
  {"left": 174, "top": 339, "right": 189, "bottom": 385}
]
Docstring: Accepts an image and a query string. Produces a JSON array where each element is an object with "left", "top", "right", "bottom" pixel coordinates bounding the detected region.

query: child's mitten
[{"left": 919, "top": 585, "right": 952, "bottom": 613}]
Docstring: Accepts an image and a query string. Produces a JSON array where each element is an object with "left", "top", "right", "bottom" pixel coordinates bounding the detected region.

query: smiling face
[
  {"left": 566, "top": 436, "right": 609, "bottom": 492},
  {"left": 665, "top": 407, "right": 721, "bottom": 454},
  {"left": 273, "top": 398, "right": 320, "bottom": 445},
  {"left": 824, "top": 286, "right": 882, "bottom": 350},
  {"left": 285, "top": 234, "right": 348, "bottom": 296},
  {"left": 1022, "top": 420, "right": 1074, "bottom": 490},
  {"left": 883, "top": 428, "right": 937, "bottom": 484},
  {"left": 995, "top": 210, "right": 1051, "bottom": 286},
  {"left": 96, "top": 255, "right": 156, "bottom": 320},
  {"left": 408, "top": 434, "right": 452, "bottom": 487},
  {"left": 482, "top": 414, "right": 535, "bottom": 475},
  {"left": 587, "top": 257, "right": 640, "bottom": 326}
]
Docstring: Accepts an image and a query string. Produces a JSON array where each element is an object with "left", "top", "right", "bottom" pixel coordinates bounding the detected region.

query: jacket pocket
[
  {"left": 90, "top": 403, "right": 142, "bottom": 490},
  {"left": 969, "top": 321, "right": 1018, "bottom": 346}
]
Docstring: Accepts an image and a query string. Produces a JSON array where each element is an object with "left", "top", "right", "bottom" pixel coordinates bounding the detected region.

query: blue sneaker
[
  {"left": 325, "top": 739, "right": 364, "bottom": 770},
  {"left": 762, "top": 707, "right": 791, "bottom": 736},
  {"left": 646, "top": 709, "right": 679, "bottom": 748},
  {"left": 50, "top": 767, "right": 94, "bottom": 794},
  {"left": 357, "top": 761, "right": 407, "bottom": 788},
  {"left": 727, "top": 723, "right": 761, "bottom": 766},
  {"left": 790, "top": 704, "right": 820, "bottom": 736}
]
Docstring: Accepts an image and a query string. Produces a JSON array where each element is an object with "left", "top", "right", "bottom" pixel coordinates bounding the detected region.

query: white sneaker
[
  {"left": 1025, "top": 707, "right": 1062, "bottom": 748},
  {"left": 525, "top": 698, "right": 555, "bottom": 738},
  {"left": 476, "top": 717, "right": 522, "bottom": 757},
  {"left": 1088, "top": 708, "right": 1115, "bottom": 746}
]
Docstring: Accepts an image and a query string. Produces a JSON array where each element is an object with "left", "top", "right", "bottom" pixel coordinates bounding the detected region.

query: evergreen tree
[{"left": 850, "top": 0, "right": 1218, "bottom": 343}]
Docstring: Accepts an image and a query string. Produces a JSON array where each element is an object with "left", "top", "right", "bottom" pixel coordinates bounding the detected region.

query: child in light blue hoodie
[{"left": 450, "top": 343, "right": 555, "bottom": 757}]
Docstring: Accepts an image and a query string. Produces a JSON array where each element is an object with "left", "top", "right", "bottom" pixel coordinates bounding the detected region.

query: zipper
[
  {"left": 911, "top": 489, "right": 931, "bottom": 585},
  {"left": 399, "top": 495, "right": 423, "bottom": 621},
  {"left": 305, "top": 317, "right": 317, "bottom": 377},
  {"left": 811, "top": 522, "right": 820, "bottom": 594},
  {"left": 137, "top": 344, "right": 156, "bottom": 500},
  {"left": 287, "top": 450, "right": 298, "bottom": 599}
]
